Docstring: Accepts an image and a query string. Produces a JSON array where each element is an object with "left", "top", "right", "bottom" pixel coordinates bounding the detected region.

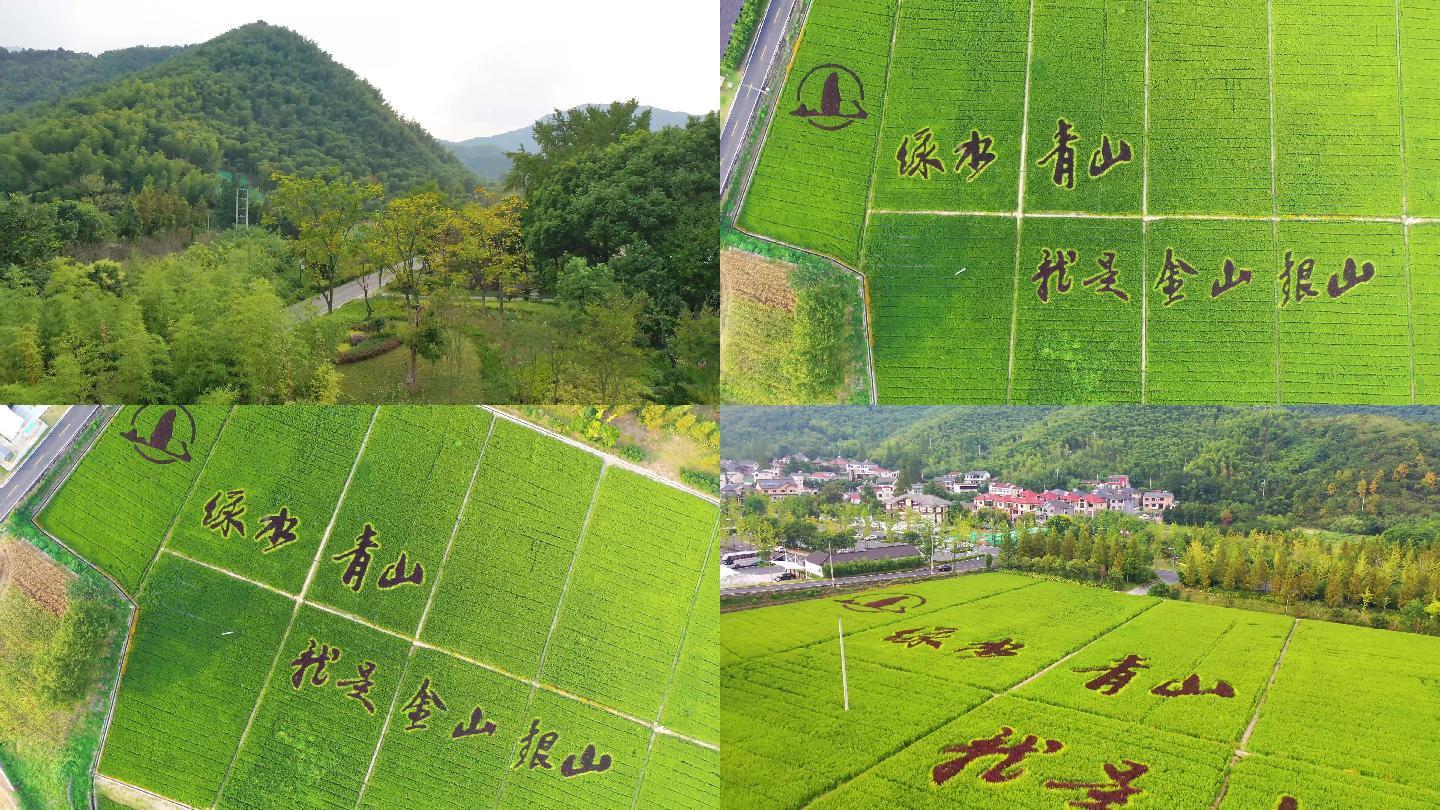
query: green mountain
[
  {"left": 0, "top": 21, "right": 476, "bottom": 211},
  {"left": 723, "top": 406, "right": 1440, "bottom": 533},
  {"left": 443, "top": 106, "right": 697, "bottom": 181},
  {"left": 0, "top": 44, "right": 189, "bottom": 115}
]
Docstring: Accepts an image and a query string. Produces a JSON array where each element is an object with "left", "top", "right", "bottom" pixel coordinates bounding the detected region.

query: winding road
[{"left": 721, "top": 0, "right": 803, "bottom": 194}]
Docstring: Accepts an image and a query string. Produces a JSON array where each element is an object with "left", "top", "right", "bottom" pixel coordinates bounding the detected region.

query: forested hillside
[
  {"left": 0, "top": 44, "right": 187, "bottom": 114},
  {"left": 0, "top": 20, "right": 475, "bottom": 222},
  {"left": 723, "top": 406, "right": 1440, "bottom": 533}
]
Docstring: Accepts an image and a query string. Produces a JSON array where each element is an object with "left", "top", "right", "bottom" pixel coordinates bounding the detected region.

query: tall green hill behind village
[{"left": 0, "top": 21, "right": 476, "bottom": 212}]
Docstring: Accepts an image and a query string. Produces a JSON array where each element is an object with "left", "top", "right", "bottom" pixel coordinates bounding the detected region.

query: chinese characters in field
[
  {"left": 201, "top": 489, "right": 304, "bottom": 554},
  {"left": 330, "top": 523, "right": 426, "bottom": 592},
  {"left": 932, "top": 726, "right": 1149, "bottom": 809},
  {"left": 1071, "top": 654, "right": 1235, "bottom": 700},
  {"left": 1024, "top": 249, "right": 1378, "bottom": 307},
  {"left": 284, "top": 638, "right": 614, "bottom": 780},
  {"left": 894, "top": 117, "right": 1133, "bottom": 190},
  {"left": 881, "top": 626, "right": 1026, "bottom": 659}
]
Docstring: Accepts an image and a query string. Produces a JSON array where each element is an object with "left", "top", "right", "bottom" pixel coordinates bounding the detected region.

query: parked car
[{"left": 776, "top": 572, "right": 798, "bottom": 581}]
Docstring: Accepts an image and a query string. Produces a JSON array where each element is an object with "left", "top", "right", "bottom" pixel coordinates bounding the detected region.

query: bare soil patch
[
  {"left": 722, "top": 249, "right": 796, "bottom": 311},
  {"left": 2, "top": 541, "right": 73, "bottom": 617}
]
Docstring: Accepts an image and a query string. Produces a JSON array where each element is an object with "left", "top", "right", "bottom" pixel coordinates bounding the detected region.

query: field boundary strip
[
  {"left": 211, "top": 405, "right": 381, "bottom": 809},
  {"left": 1005, "top": 0, "right": 1040, "bottom": 402},
  {"left": 481, "top": 407, "right": 720, "bottom": 504},
  {"left": 1208, "top": 616, "right": 1299, "bottom": 809},
  {"left": 1139, "top": 0, "right": 1153, "bottom": 402},
  {"left": 1267, "top": 0, "right": 1282, "bottom": 402},
  {"left": 806, "top": 590, "right": 1163, "bottom": 801},
  {"left": 852, "top": 0, "right": 903, "bottom": 406},
  {"left": 629, "top": 510, "right": 725, "bottom": 809},
  {"left": 351, "top": 413, "right": 498, "bottom": 810},
  {"left": 493, "top": 458, "right": 609, "bottom": 807},
  {"left": 867, "top": 209, "right": 1439, "bottom": 225},
  {"left": 1395, "top": 0, "right": 1416, "bottom": 402}
]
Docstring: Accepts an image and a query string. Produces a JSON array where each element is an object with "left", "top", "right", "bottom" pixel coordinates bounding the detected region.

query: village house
[
  {"left": 0, "top": 405, "right": 47, "bottom": 472},
  {"left": 1143, "top": 490, "right": 1175, "bottom": 511},
  {"left": 885, "top": 493, "right": 951, "bottom": 525},
  {"left": 755, "top": 479, "right": 809, "bottom": 501}
]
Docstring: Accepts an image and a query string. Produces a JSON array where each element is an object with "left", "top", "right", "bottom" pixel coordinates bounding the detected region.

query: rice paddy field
[
  {"left": 35, "top": 406, "right": 719, "bottom": 809},
  {"left": 721, "top": 573, "right": 1440, "bottom": 809},
  {"left": 734, "top": 0, "right": 1440, "bottom": 404}
]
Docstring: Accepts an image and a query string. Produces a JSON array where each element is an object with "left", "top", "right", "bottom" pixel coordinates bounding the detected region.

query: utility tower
[{"left": 234, "top": 182, "right": 249, "bottom": 228}]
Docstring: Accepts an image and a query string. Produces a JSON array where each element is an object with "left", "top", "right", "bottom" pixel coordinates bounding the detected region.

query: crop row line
[{"left": 869, "top": 208, "right": 1440, "bottom": 225}]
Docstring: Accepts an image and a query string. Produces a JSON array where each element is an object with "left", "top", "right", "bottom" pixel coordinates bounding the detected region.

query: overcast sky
[{"left": 0, "top": 0, "right": 717, "bottom": 140}]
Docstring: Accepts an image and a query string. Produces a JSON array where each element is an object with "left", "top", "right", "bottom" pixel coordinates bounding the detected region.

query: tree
[
  {"left": 568, "top": 289, "right": 649, "bottom": 403},
  {"left": 377, "top": 191, "right": 459, "bottom": 390},
  {"left": 1401, "top": 598, "right": 1427, "bottom": 632},
  {"left": 452, "top": 193, "right": 527, "bottom": 319},
  {"left": 266, "top": 173, "right": 381, "bottom": 313},
  {"left": 504, "top": 100, "right": 653, "bottom": 197}
]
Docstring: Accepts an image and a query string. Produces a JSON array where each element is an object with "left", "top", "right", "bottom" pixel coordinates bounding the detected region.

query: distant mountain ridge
[
  {"left": 0, "top": 44, "right": 189, "bottom": 115},
  {"left": 442, "top": 106, "right": 698, "bottom": 181}
]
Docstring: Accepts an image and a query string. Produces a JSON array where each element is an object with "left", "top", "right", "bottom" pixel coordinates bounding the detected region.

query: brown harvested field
[
  {"left": 1, "top": 541, "right": 72, "bottom": 617},
  {"left": 721, "top": 248, "right": 796, "bottom": 311}
]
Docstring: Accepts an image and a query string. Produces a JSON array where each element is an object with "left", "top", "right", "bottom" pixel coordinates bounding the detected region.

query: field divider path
[
  {"left": 351, "top": 414, "right": 497, "bottom": 810},
  {"left": 839, "top": 0, "right": 902, "bottom": 407},
  {"left": 630, "top": 511, "right": 726, "bottom": 808},
  {"left": 210, "top": 405, "right": 380, "bottom": 809},
  {"left": 493, "top": 460, "right": 609, "bottom": 807},
  {"left": 1395, "top": 0, "right": 1416, "bottom": 403},
  {"left": 1140, "top": 0, "right": 1152, "bottom": 403},
  {"left": 1209, "top": 616, "right": 1299, "bottom": 809},
  {"left": 1267, "top": 0, "right": 1282, "bottom": 402},
  {"left": 800, "top": 598, "right": 1162, "bottom": 808},
  {"left": 1005, "top": 0, "right": 1040, "bottom": 403},
  {"left": 482, "top": 407, "right": 719, "bottom": 504}
]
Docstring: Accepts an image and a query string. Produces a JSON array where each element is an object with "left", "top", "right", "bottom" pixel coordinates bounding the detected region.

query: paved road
[
  {"left": 288, "top": 269, "right": 392, "bottom": 320},
  {"left": 721, "top": 556, "right": 988, "bottom": 597},
  {"left": 1127, "top": 568, "right": 1181, "bottom": 595},
  {"left": 0, "top": 405, "right": 101, "bottom": 523},
  {"left": 721, "top": 0, "right": 802, "bottom": 194}
]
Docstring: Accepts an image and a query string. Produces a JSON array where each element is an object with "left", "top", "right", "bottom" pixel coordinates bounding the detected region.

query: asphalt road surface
[
  {"left": 0, "top": 405, "right": 100, "bottom": 523},
  {"left": 721, "top": 0, "right": 802, "bottom": 193},
  {"left": 721, "top": 555, "right": 988, "bottom": 597},
  {"left": 288, "top": 269, "right": 391, "bottom": 320}
]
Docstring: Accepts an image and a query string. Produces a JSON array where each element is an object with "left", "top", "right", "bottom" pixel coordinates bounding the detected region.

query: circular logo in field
[
  {"left": 120, "top": 406, "right": 195, "bottom": 465},
  {"left": 835, "top": 591, "right": 925, "bottom": 614},
  {"left": 789, "top": 63, "right": 868, "bottom": 131}
]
